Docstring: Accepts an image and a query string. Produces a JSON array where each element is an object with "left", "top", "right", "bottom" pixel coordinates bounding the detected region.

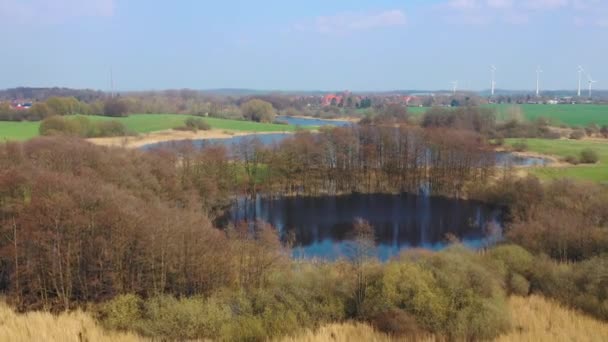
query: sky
[{"left": 0, "top": 0, "right": 606, "bottom": 91}]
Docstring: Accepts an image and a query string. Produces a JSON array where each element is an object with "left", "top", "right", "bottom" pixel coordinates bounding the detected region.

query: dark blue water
[
  {"left": 230, "top": 193, "right": 502, "bottom": 261},
  {"left": 276, "top": 116, "right": 351, "bottom": 127}
]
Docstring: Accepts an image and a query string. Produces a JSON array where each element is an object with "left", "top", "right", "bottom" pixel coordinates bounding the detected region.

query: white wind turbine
[
  {"left": 577, "top": 65, "right": 585, "bottom": 97},
  {"left": 535, "top": 66, "right": 543, "bottom": 97},
  {"left": 587, "top": 74, "right": 598, "bottom": 98},
  {"left": 451, "top": 81, "right": 458, "bottom": 95},
  {"left": 491, "top": 65, "right": 497, "bottom": 97}
]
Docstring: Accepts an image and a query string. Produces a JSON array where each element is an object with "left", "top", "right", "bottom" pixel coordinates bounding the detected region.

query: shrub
[
  {"left": 579, "top": 148, "right": 599, "bottom": 164},
  {"left": 175, "top": 117, "right": 211, "bottom": 132},
  {"left": 601, "top": 125, "right": 608, "bottom": 138},
  {"left": 570, "top": 130, "right": 586, "bottom": 140},
  {"left": 585, "top": 123, "right": 600, "bottom": 136},
  {"left": 103, "top": 98, "right": 130, "bottom": 117},
  {"left": 185, "top": 117, "right": 211, "bottom": 131},
  {"left": 101, "top": 294, "right": 143, "bottom": 331},
  {"left": 39, "top": 116, "right": 129, "bottom": 138},
  {"left": 370, "top": 308, "right": 428, "bottom": 338},
  {"left": 39, "top": 116, "right": 84, "bottom": 136},
  {"left": 383, "top": 247, "right": 511, "bottom": 340},
  {"left": 512, "top": 141, "right": 528, "bottom": 152},
  {"left": 564, "top": 155, "right": 580, "bottom": 165},
  {"left": 509, "top": 273, "right": 530, "bottom": 296}
]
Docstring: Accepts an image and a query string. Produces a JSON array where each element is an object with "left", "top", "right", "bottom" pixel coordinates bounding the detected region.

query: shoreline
[
  {"left": 287, "top": 115, "right": 360, "bottom": 123},
  {"left": 87, "top": 129, "right": 295, "bottom": 149}
]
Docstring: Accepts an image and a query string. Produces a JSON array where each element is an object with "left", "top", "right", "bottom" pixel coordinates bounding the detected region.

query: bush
[
  {"left": 601, "top": 125, "right": 608, "bottom": 138},
  {"left": 185, "top": 117, "right": 211, "bottom": 131},
  {"left": 585, "top": 123, "right": 600, "bottom": 136},
  {"left": 103, "top": 98, "right": 129, "bottom": 117},
  {"left": 509, "top": 273, "right": 530, "bottom": 296},
  {"left": 383, "top": 247, "right": 511, "bottom": 340},
  {"left": 570, "top": 130, "right": 586, "bottom": 140},
  {"left": 175, "top": 117, "right": 211, "bottom": 132},
  {"left": 564, "top": 155, "right": 580, "bottom": 165},
  {"left": 512, "top": 141, "right": 528, "bottom": 152},
  {"left": 39, "top": 116, "right": 86, "bottom": 136},
  {"left": 370, "top": 308, "right": 428, "bottom": 338},
  {"left": 101, "top": 294, "right": 143, "bottom": 331},
  {"left": 39, "top": 116, "right": 129, "bottom": 138},
  {"left": 579, "top": 148, "right": 599, "bottom": 164}
]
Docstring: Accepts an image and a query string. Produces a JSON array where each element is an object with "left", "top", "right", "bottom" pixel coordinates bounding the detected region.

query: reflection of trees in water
[{"left": 231, "top": 194, "right": 502, "bottom": 259}]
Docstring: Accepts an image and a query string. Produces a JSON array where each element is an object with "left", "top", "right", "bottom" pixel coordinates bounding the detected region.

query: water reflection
[{"left": 230, "top": 193, "right": 502, "bottom": 261}]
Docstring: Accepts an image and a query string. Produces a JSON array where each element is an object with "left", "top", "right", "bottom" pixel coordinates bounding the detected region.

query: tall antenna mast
[
  {"left": 535, "top": 66, "right": 542, "bottom": 97},
  {"left": 577, "top": 66, "right": 584, "bottom": 97},
  {"left": 491, "top": 65, "right": 497, "bottom": 97}
]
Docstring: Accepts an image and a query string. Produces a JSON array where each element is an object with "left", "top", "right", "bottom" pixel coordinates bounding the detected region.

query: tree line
[{"left": 204, "top": 125, "right": 494, "bottom": 198}]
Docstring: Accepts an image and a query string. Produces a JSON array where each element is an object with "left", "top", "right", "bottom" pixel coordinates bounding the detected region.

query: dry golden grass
[
  {"left": 278, "top": 322, "right": 424, "bottom": 342},
  {"left": 0, "top": 302, "right": 146, "bottom": 342},
  {"left": 496, "top": 295, "right": 608, "bottom": 342},
  {"left": 283, "top": 296, "right": 608, "bottom": 342},
  {"left": 0, "top": 295, "right": 606, "bottom": 342}
]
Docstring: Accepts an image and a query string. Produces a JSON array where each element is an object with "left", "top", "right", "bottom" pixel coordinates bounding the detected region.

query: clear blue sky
[{"left": 1, "top": 0, "right": 606, "bottom": 91}]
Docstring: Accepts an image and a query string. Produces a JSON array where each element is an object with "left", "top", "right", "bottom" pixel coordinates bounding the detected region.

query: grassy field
[
  {"left": 406, "top": 103, "right": 608, "bottom": 126},
  {"left": 491, "top": 104, "right": 608, "bottom": 126},
  {"left": 0, "top": 121, "right": 40, "bottom": 141},
  {"left": 0, "top": 114, "right": 306, "bottom": 142},
  {"left": 505, "top": 138, "right": 608, "bottom": 182}
]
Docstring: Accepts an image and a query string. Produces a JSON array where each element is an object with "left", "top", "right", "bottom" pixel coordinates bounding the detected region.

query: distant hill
[{"left": 0, "top": 87, "right": 106, "bottom": 102}]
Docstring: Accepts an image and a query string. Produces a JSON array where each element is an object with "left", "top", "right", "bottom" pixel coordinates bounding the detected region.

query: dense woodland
[{"left": 0, "top": 128, "right": 607, "bottom": 340}]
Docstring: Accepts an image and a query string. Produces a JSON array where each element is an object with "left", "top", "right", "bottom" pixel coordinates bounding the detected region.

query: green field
[
  {"left": 0, "top": 121, "right": 40, "bottom": 141},
  {"left": 491, "top": 104, "right": 608, "bottom": 126},
  {"left": 505, "top": 138, "right": 608, "bottom": 182},
  {"left": 405, "top": 104, "right": 608, "bottom": 126},
  {"left": 0, "top": 114, "right": 308, "bottom": 142}
]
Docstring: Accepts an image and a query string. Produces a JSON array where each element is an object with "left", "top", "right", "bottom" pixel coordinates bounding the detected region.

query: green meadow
[
  {"left": 406, "top": 103, "right": 608, "bottom": 126},
  {"left": 491, "top": 104, "right": 608, "bottom": 126},
  {"left": 505, "top": 138, "right": 608, "bottom": 183},
  {"left": 0, "top": 114, "right": 307, "bottom": 142}
]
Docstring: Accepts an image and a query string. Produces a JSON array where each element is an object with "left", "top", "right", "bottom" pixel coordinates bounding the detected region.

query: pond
[
  {"left": 275, "top": 115, "right": 351, "bottom": 127},
  {"left": 229, "top": 193, "right": 502, "bottom": 261},
  {"left": 496, "top": 152, "right": 552, "bottom": 167}
]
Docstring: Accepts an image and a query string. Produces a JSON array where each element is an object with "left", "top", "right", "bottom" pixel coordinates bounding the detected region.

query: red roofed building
[{"left": 322, "top": 94, "right": 344, "bottom": 106}]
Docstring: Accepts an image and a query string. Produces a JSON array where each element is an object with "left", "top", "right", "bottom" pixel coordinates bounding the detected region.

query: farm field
[
  {"left": 0, "top": 121, "right": 40, "bottom": 141},
  {"left": 505, "top": 138, "right": 608, "bottom": 182},
  {"left": 491, "top": 104, "right": 608, "bottom": 126},
  {"left": 406, "top": 104, "right": 608, "bottom": 126},
  {"left": 0, "top": 114, "right": 305, "bottom": 142}
]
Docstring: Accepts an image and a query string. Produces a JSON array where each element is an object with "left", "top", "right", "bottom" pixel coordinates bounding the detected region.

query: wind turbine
[
  {"left": 535, "top": 67, "right": 543, "bottom": 97},
  {"left": 491, "top": 65, "right": 497, "bottom": 97},
  {"left": 587, "top": 74, "right": 598, "bottom": 98},
  {"left": 577, "top": 66, "right": 585, "bottom": 97},
  {"left": 451, "top": 81, "right": 458, "bottom": 95}
]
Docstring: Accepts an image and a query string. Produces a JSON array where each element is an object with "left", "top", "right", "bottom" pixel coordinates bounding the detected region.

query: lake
[
  {"left": 229, "top": 193, "right": 502, "bottom": 261},
  {"left": 275, "top": 115, "right": 351, "bottom": 127}
]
